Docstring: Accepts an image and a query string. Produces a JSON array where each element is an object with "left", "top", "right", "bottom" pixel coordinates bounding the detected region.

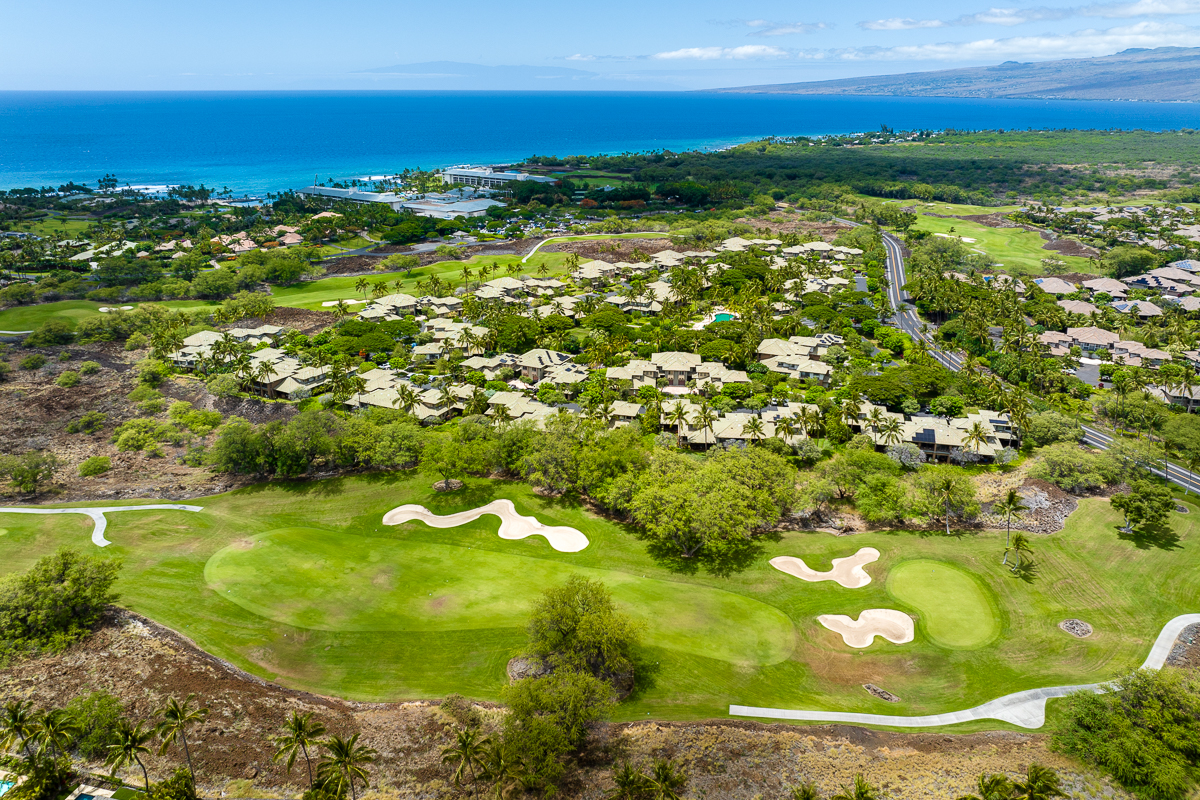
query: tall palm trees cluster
[{"left": 1, "top": 694, "right": 208, "bottom": 796}]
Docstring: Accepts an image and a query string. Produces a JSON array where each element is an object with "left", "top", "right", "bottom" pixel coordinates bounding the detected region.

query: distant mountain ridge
[{"left": 712, "top": 47, "right": 1200, "bottom": 102}]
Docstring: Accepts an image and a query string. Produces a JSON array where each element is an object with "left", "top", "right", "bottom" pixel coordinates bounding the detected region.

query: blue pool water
[
  {"left": 714, "top": 313, "right": 735, "bottom": 322},
  {"left": 2, "top": 91, "right": 1199, "bottom": 193},
  {"left": 0, "top": 780, "right": 15, "bottom": 797}
]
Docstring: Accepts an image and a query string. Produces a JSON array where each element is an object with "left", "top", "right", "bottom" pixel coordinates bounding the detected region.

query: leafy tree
[
  {"left": 441, "top": 726, "right": 489, "bottom": 796},
  {"left": 24, "top": 319, "right": 74, "bottom": 348},
  {"left": 526, "top": 575, "right": 641, "bottom": 681},
  {"left": 148, "top": 768, "right": 198, "bottom": 800},
  {"left": 421, "top": 428, "right": 495, "bottom": 490},
  {"left": 1028, "top": 443, "right": 1112, "bottom": 493},
  {"left": 65, "top": 691, "right": 124, "bottom": 760},
  {"left": 1053, "top": 668, "right": 1200, "bottom": 800},
  {"left": 1025, "top": 411, "right": 1083, "bottom": 447},
  {"left": 855, "top": 473, "right": 909, "bottom": 523},
  {"left": 1111, "top": 480, "right": 1174, "bottom": 535},
  {"left": 914, "top": 466, "right": 979, "bottom": 535},
  {"left": 0, "top": 547, "right": 120, "bottom": 659},
  {"left": 0, "top": 451, "right": 59, "bottom": 495},
  {"left": 1, "top": 699, "right": 39, "bottom": 759}
]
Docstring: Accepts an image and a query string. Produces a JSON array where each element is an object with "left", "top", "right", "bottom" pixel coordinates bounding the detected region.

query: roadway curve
[
  {"left": 731, "top": 613, "right": 1200, "bottom": 729},
  {"left": 875, "top": 227, "right": 1200, "bottom": 492}
]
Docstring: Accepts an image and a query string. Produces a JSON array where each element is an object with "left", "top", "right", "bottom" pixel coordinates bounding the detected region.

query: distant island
[{"left": 712, "top": 47, "right": 1200, "bottom": 102}]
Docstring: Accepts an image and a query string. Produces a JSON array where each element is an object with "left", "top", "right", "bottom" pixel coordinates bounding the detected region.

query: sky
[{"left": 4, "top": 0, "right": 1200, "bottom": 90}]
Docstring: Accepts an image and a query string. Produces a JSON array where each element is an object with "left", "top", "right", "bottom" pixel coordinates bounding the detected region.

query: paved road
[
  {"left": 875, "top": 227, "right": 1200, "bottom": 491},
  {"left": 731, "top": 613, "right": 1200, "bottom": 729},
  {"left": 0, "top": 504, "right": 203, "bottom": 547}
]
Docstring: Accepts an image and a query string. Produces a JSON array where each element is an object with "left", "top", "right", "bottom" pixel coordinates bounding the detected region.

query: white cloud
[
  {"left": 826, "top": 20, "right": 1200, "bottom": 60},
  {"left": 860, "top": 0, "right": 1200, "bottom": 29},
  {"left": 708, "top": 18, "right": 830, "bottom": 36},
  {"left": 859, "top": 18, "right": 947, "bottom": 29},
  {"left": 565, "top": 54, "right": 596, "bottom": 61},
  {"left": 652, "top": 45, "right": 790, "bottom": 60}
]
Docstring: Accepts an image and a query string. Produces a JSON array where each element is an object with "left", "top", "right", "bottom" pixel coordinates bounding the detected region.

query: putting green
[
  {"left": 886, "top": 559, "right": 1000, "bottom": 649},
  {"left": 205, "top": 527, "right": 796, "bottom": 666}
]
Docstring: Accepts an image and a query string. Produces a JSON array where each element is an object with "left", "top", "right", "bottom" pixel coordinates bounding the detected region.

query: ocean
[{"left": 1, "top": 91, "right": 1198, "bottom": 194}]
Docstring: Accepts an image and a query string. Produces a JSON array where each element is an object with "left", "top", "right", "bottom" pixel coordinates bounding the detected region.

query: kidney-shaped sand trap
[
  {"left": 382, "top": 499, "right": 589, "bottom": 552},
  {"left": 818, "top": 609, "right": 915, "bottom": 648},
  {"left": 770, "top": 547, "right": 880, "bottom": 589}
]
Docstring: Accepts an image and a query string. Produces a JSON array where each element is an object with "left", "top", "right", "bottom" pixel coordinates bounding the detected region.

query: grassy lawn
[
  {"left": 0, "top": 250, "right": 577, "bottom": 329},
  {"left": 911, "top": 214, "right": 1096, "bottom": 276},
  {"left": 10, "top": 217, "right": 93, "bottom": 237},
  {"left": 1, "top": 476, "right": 1197, "bottom": 730}
]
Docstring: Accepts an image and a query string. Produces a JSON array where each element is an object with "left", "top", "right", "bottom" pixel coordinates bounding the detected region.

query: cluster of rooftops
[{"left": 1030, "top": 260, "right": 1200, "bottom": 318}]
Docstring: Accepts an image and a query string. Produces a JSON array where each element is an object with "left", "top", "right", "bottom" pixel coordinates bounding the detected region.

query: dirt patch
[
  {"left": 1042, "top": 238, "right": 1100, "bottom": 259},
  {"left": 541, "top": 238, "right": 674, "bottom": 261},
  {"left": 730, "top": 212, "right": 852, "bottom": 239},
  {"left": 320, "top": 255, "right": 389, "bottom": 276},
  {"left": 224, "top": 306, "right": 335, "bottom": 335},
  {"left": 0, "top": 611, "right": 1130, "bottom": 799}
]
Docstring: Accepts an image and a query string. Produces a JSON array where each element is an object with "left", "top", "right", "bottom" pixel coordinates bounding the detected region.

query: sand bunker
[
  {"left": 382, "top": 499, "right": 589, "bottom": 552},
  {"left": 770, "top": 547, "right": 880, "bottom": 589},
  {"left": 818, "top": 609, "right": 915, "bottom": 648}
]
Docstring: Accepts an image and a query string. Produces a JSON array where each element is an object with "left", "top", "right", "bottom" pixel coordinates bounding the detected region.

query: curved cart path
[
  {"left": 731, "top": 613, "right": 1200, "bottom": 729},
  {"left": 383, "top": 499, "right": 589, "bottom": 552},
  {"left": 0, "top": 504, "right": 204, "bottom": 547}
]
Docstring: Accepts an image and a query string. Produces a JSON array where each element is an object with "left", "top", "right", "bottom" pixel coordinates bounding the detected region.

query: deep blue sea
[{"left": 1, "top": 91, "right": 1198, "bottom": 194}]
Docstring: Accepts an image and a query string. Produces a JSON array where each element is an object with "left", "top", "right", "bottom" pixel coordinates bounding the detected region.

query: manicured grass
[
  {"left": 887, "top": 560, "right": 1000, "bottom": 649},
  {"left": 0, "top": 477, "right": 1197, "bottom": 729},
  {"left": 911, "top": 214, "right": 1096, "bottom": 276},
  {"left": 0, "top": 299, "right": 115, "bottom": 331}
]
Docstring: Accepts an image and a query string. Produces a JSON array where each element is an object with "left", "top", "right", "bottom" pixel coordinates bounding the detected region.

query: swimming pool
[
  {"left": 714, "top": 313, "right": 734, "bottom": 322},
  {"left": 0, "top": 780, "right": 15, "bottom": 797}
]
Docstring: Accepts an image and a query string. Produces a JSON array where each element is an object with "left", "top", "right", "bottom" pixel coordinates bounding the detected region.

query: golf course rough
[
  {"left": 204, "top": 527, "right": 796, "bottom": 666},
  {"left": 886, "top": 559, "right": 1001, "bottom": 649}
]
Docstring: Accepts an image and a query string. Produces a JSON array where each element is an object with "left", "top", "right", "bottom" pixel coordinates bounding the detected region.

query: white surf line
[
  {"left": 382, "top": 499, "right": 589, "bottom": 552},
  {"left": 0, "top": 504, "right": 204, "bottom": 547},
  {"left": 730, "top": 613, "right": 1200, "bottom": 729}
]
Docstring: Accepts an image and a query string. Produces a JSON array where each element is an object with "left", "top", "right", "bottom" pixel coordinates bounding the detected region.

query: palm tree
[
  {"left": 647, "top": 759, "right": 688, "bottom": 800},
  {"left": 156, "top": 694, "right": 207, "bottom": 780},
  {"left": 1012, "top": 763, "right": 1066, "bottom": 800},
  {"left": 963, "top": 421, "right": 989, "bottom": 456},
  {"left": 254, "top": 360, "right": 279, "bottom": 397},
  {"left": 743, "top": 416, "right": 766, "bottom": 444},
  {"left": 775, "top": 414, "right": 798, "bottom": 447},
  {"left": 272, "top": 711, "right": 327, "bottom": 789},
  {"left": 789, "top": 783, "right": 820, "bottom": 800},
  {"left": 666, "top": 404, "right": 689, "bottom": 447},
  {"left": 480, "top": 739, "right": 527, "bottom": 800},
  {"left": 107, "top": 719, "right": 154, "bottom": 792},
  {"left": 441, "top": 727, "right": 489, "bottom": 797},
  {"left": 392, "top": 383, "right": 419, "bottom": 415},
  {"left": 317, "top": 734, "right": 377, "bottom": 800},
  {"left": 1, "top": 700, "right": 38, "bottom": 760},
  {"left": 956, "top": 772, "right": 1014, "bottom": 800},
  {"left": 491, "top": 402, "right": 514, "bottom": 428},
  {"left": 354, "top": 277, "right": 369, "bottom": 300},
  {"left": 36, "top": 708, "right": 80, "bottom": 763},
  {"left": 1006, "top": 533, "right": 1033, "bottom": 574},
  {"left": 832, "top": 774, "right": 880, "bottom": 800},
  {"left": 333, "top": 300, "right": 352, "bottom": 321},
  {"left": 865, "top": 406, "right": 885, "bottom": 443},
  {"left": 879, "top": 417, "right": 903, "bottom": 447},
  {"left": 994, "top": 489, "right": 1030, "bottom": 566},
  {"left": 930, "top": 473, "right": 961, "bottom": 537},
  {"left": 690, "top": 400, "right": 718, "bottom": 449}
]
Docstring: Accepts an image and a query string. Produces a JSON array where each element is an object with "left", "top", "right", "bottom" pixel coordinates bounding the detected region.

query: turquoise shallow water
[{"left": 1, "top": 91, "right": 1197, "bottom": 193}]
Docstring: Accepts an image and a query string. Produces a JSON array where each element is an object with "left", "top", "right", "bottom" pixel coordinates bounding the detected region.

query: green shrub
[
  {"left": 65, "top": 691, "right": 124, "bottom": 760},
  {"left": 205, "top": 373, "right": 241, "bottom": 399},
  {"left": 168, "top": 401, "right": 222, "bottom": 435},
  {"left": 77, "top": 456, "right": 111, "bottom": 477},
  {"left": 24, "top": 319, "right": 74, "bottom": 348},
  {"left": 20, "top": 353, "right": 46, "bottom": 370},
  {"left": 124, "top": 332, "right": 149, "bottom": 351},
  {"left": 148, "top": 768, "right": 197, "bottom": 800},
  {"left": 0, "top": 361, "right": 10, "bottom": 382},
  {"left": 66, "top": 411, "right": 108, "bottom": 434},
  {"left": 78, "top": 361, "right": 101, "bottom": 375},
  {"left": 135, "top": 358, "right": 170, "bottom": 387},
  {"left": 55, "top": 371, "right": 80, "bottom": 388},
  {"left": 112, "top": 418, "right": 182, "bottom": 453},
  {"left": 57, "top": 350, "right": 71, "bottom": 362}
]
